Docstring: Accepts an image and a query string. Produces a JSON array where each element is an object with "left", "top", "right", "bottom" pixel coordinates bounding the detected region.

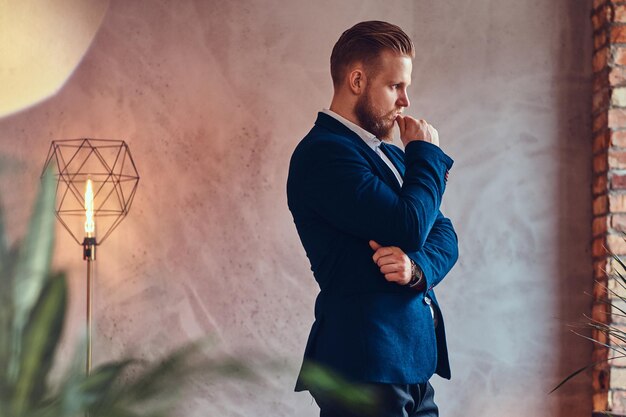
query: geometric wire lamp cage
[
  {"left": 41, "top": 138, "right": 139, "bottom": 374},
  {"left": 41, "top": 139, "right": 140, "bottom": 245}
]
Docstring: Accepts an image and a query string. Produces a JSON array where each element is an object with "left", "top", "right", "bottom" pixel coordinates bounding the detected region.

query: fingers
[
  {"left": 383, "top": 273, "right": 403, "bottom": 283},
  {"left": 396, "top": 115, "right": 405, "bottom": 137},
  {"left": 398, "top": 116, "right": 439, "bottom": 147},
  {"left": 427, "top": 124, "right": 440, "bottom": 146},
  {"left": 372, "top": 247, "right": 393, "bottom": 263},
  {"left": 370, "top": 243, "right": 411, "bottom": 285},
  {"left": 371, "top": 243, "right": 402, "bottom": 264},
  {"left": 369, "top": 240, "right": 382, "bottom": 251},
  {"left": 380, "top": 263, "right": 403, "bottom": 274},
  {"left": 376, "top": 255, "right": 400, "bottom": 266},
  {"left": 371, "top": 241, "right": 391, "bottom": 266}
]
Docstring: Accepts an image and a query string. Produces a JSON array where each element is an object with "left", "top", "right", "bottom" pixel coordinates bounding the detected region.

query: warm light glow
[
  {"left": 85, "top": 179, "right": 95, "bottom": 237},
  {"left": 0, "top": 0, "right": 110, "bottom": 117}
]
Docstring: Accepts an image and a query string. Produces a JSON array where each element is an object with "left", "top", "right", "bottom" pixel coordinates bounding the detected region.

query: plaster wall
[{"left": 0, "top": 1, "right": 593, "bottom": 416}]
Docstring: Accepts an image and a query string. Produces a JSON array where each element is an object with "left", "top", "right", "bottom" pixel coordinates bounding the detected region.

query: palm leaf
[
  {"left": 550, "top": 357, "right": 622, "bottom": 394},
  {"left": 0, "top": 247, "right": 18, "bottom": 395},
  {"left": 111, "top": 342, "right": 254, "bottom": 415},
  {"left": 299, "top": 361, "right": 380, "bottom": 415},
  {"left": 36, "top": 359, "right": 138, "bottom": 417},
  {"left": 11, "top": 271, "right": 66, "bottom": 416},
  {"left": 9, "top": 168, "right": 56, "bottom": 381},
  {"left": 0, "top": 197, "right": 8, "bottom": 273},
  {"left": 555, "top": 250, "right": 626, "bottom": 395},
  {"left": 0, "top": 170, "right": 257, "bottom": 417},
  {"left": 118, "top": 342, "right": 209, "bottom": 404},
  {"left": 612, "top": 253, "right": 626, "bottom": 284}
]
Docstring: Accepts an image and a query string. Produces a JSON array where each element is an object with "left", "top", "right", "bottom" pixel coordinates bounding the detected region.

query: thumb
[
  {"left": 396, "top": 115, "right": 405, "bottom": 137},
  {"left": 369, "top": 240, "right": 382, "bottom": 250}
]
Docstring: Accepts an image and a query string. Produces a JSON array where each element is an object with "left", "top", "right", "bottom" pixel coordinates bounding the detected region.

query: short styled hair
[{"left": 330, "top": 21, "right": 415, "bottom": 88}]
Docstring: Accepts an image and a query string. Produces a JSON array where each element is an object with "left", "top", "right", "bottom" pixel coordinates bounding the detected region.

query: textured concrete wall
[{"left": 0, "top": 1, "right": 593, "bottom": 416}]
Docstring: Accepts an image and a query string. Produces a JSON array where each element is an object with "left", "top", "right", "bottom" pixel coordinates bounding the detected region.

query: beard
[{"left": 354, "top": 90, "right": 398, "bottom": 142}]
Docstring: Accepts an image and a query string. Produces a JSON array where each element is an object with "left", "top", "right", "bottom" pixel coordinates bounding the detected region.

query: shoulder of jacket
[{"left": 297, "top": 129, "right": 357, "bottom": 154}]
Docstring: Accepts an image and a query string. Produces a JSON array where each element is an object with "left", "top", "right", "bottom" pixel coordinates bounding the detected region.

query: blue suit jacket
[{"left": 287, "top": 113, "right": 458, "bottom": 389}]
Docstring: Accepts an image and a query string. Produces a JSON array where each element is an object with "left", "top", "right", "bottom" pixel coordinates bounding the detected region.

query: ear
[{"left": 348, "top": 68, "right": 365, "bottom": 95}]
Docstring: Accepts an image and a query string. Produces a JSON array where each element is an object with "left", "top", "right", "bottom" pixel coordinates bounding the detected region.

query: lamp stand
[
  {"left": 83, "top": 237, "right": 96, "bottom": 375},
  {"left": 42, "top": 138, "right": 140, "bottom": 377}
]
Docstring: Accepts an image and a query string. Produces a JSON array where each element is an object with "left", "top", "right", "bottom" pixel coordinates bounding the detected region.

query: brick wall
[{"left": 592, "top": 0, "right": 626, "bottom": 413}]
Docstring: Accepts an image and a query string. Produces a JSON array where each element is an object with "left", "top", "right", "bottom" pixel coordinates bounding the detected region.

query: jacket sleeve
[
  {"left": 298, "top": 137, "right": 454, "bottom": 252},
  {"left": 407, "top": 211, "right": 459, "bottom": 291}
]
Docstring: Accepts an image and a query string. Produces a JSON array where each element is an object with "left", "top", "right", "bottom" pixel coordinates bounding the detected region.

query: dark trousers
[{"left": 311, "top": 381, "right": 438, "bottom": 417}]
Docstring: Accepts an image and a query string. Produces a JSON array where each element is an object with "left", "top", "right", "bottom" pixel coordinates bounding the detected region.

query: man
[{"left": 287, "top": 21, "right": 458, "bottom": 417}]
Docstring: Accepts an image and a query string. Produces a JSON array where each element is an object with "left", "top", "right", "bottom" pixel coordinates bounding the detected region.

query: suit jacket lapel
[
  {"left": 379, "top": 142, "right": 406, "bottom": 177},
  {"left": 376, "top": 143, "right": 403, "bottom": 193},
  {"left": 314, "top": 113, "right": 404, "bottom": 192}
]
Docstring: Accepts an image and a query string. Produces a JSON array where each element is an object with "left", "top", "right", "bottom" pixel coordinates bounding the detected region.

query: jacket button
[{"left": 424, "top": 296, "right": 432, "bottom": 306}]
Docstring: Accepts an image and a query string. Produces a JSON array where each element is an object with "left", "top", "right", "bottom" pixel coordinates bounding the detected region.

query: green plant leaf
[
  {"left": 551, "top": 355, "right": 626, "bottom": 394},
  {"left": 0, "top": 199, "right": 9, "bottom": 275},
  {"left": 10, "top": 168, "right": 56, "bottom": 381},
  {"left": 550, "top": 363, "right": 594, "bottom": 394},
  {"left": 612, "top": 254, "right": 626, "bottom": 284},
  {"left": 0, "top": 170, "right": 259, "bottom": 416},
  {"left": 118, "top": 342, "right": 206, "bottom": 404},
  {"left": 104, "top": 341, "right": 254, "bottom": 416},
  {"left": 299, "top": 361, "right": 380, "bottom": 415},
  {"left": 84, "top": 360, "right": 139, "bottom": 414},
  {"left": 41, "top": 359, "right": 138, "bottom": 417},
  {"left": 0, "top": 246, "right": 18, "bottom": 394},
  {"left": 11, "top": 271, "right": 66, "bottom": 416}
]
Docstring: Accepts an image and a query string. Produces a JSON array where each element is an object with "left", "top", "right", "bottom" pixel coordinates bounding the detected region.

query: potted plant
[{"left": 0, "top": 170, "right": 249, "bottom": 417}]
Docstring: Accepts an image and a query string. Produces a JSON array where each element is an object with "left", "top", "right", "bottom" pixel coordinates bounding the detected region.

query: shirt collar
[{"left": 321, "top": 109, "right": 382, "bottom": 151}]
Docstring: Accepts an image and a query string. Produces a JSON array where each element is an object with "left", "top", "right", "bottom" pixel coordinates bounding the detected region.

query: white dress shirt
[{"left": 321, "top": 109, "right": 403, "bottom": 186}]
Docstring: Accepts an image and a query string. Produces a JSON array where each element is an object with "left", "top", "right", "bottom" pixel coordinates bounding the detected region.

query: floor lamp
[{"left": 41, "top": 139, "right": 139, "bottom": 374}]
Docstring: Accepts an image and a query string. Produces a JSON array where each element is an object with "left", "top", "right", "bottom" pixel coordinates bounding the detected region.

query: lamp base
[{"left": 83, "top": 237, "right": 96, "bottom": 260}]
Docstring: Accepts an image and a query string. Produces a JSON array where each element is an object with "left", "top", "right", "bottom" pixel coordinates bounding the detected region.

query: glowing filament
[{"left": 85, "top": 179, "right": 95, "bottom": 237}]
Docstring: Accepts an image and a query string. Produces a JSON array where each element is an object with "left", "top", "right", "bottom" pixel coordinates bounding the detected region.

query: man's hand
[
  {"left": 396, "top": 115, "right": 439, "bottom": 148},
  {"left": 369, "top": 240, "right": 412, "bottom": 286}
]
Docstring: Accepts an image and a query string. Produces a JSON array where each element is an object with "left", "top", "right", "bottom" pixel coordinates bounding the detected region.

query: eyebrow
[{"left": 390, "top": 81, "right": 410, "bottom": 87}]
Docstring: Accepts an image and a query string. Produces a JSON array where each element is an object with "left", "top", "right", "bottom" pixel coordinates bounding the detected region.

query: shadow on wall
[
  {"left": 554, "top": 1, "right": 594, "bottom": 417},
  {"left": 0, "top": 0, "right": 110, "bottom": 118}
]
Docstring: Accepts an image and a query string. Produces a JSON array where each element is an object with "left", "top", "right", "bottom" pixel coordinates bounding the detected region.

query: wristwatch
[{"left": 407, "top": 259, "right": 424, "bottom": 289}]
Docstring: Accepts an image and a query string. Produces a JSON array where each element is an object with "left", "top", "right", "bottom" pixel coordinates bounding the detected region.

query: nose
[{"left": 397, "top": 91, "right": 410, "bottom": 108}]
